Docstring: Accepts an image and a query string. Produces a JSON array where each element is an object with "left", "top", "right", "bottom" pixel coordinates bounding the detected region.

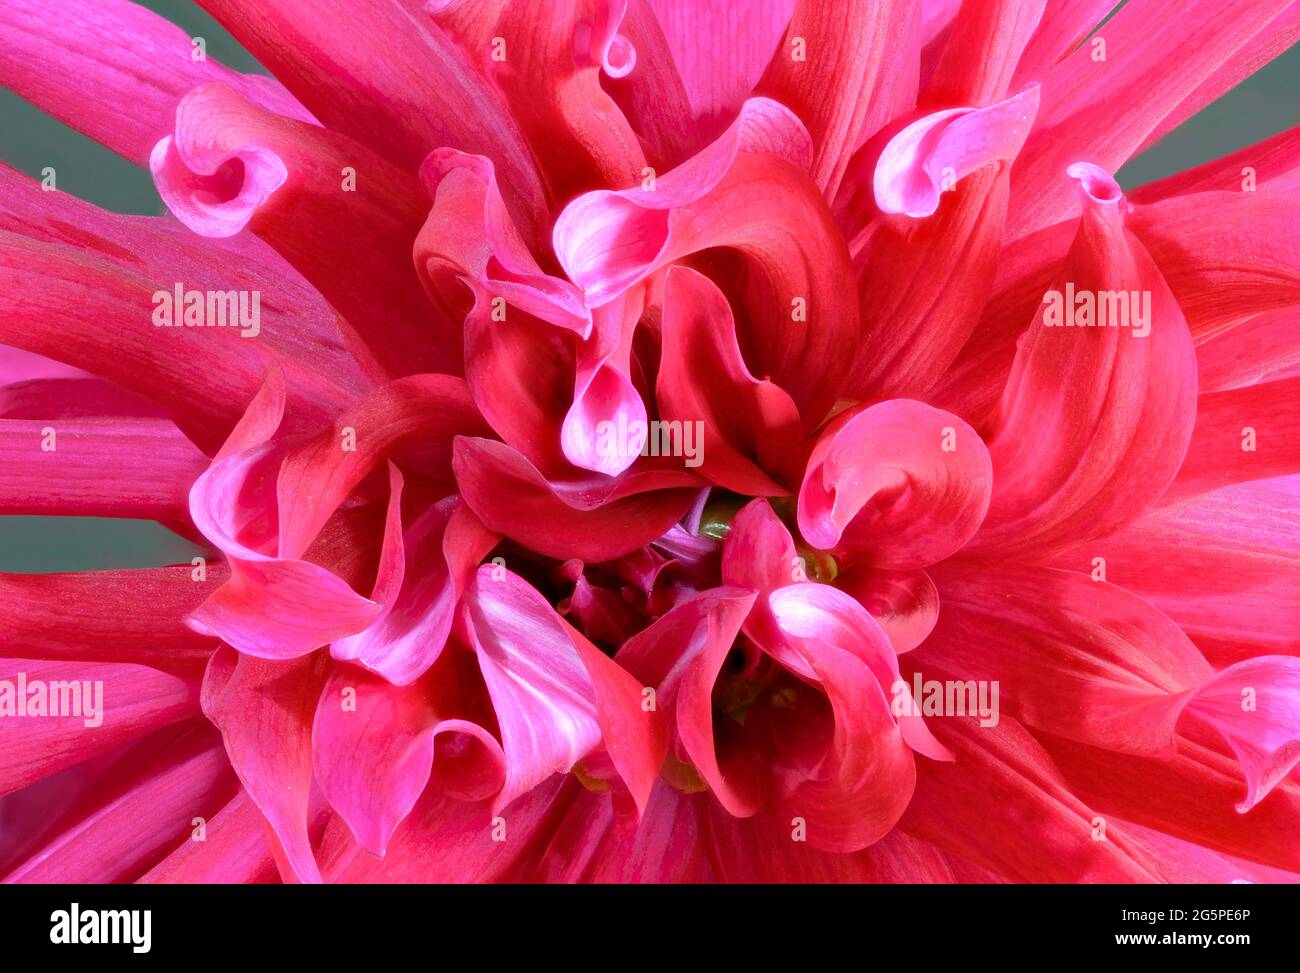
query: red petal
[{"left": 969, "top": 165, "right": 1197, "bottom": 558}]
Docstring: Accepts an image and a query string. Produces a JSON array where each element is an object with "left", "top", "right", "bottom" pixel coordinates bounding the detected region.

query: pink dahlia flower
[{"left": 1, "top": 0, "right": 1299, "bottom": 884}]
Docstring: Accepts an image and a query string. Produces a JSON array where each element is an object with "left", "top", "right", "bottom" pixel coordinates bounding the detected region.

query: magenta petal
[
  {"left": 798, "top": 399, "right": 992, "bottom": 569},
  {"left": 0, "top": 0, "right": 312, "bottom": 166},
  {"left": 332, "top": 498, "right": 497, "bottom": 686},
  {"left": 201, "top": 646, "right": 326, "bottom": 884},
  {"left": 461, "top": 568, "right": 665, "bottom": 814},
  {"left": 874, "top": 85, "right": 1039, "bottom": 218},
  {"left": 312, "top": 660, "right": 505, "bottom": 857}
]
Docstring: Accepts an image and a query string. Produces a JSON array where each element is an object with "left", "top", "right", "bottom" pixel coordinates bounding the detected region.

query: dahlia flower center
[{"left": 700, "top": 490, "right": 838, "bottom": 582}]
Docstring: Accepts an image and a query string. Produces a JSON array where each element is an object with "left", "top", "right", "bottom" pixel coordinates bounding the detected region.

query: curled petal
[
  {"left": 616, "top": 588, "right": 763, "bottom": 817},
  {"left": 721, "top": 499, "right": 800, "bottom": 592},
  {"left": 312, "top": 656, "right": 505, "bottom": 858},
  {"left": 152, "top": 82, "right": 457, "bottom": 377},
  {"left": 554, "top": 97, "right": 811, "bottom": 306},
  {"left": 874, "top": 85, "right": 1040, "bottom": 218},
  {"left": 197, "top": 0, "right": 548, "bottom": 242},
  {"left": 834, "top": 566, "right": 939, "bottom": 654},
  {"left": 763, "top": 584, "right": 950, "bottom": 763},
  {"left": 416, "top": 150, "right": 590, "bottom": 336},
  {"left": 657, "top": 268, "right": 803, "bottom": 495},
  {"left": 1184, "top": 658, "right": 1300, "bottom": 812},
  {"left": 798, "top": 400, "right": 992, "bottom": 569},
  {"left": 0, "top": 0, "right": 312, "bottom": 166},
  {"left": 555, "top": 99, "right": 855, "bottom": 422},
  {"left": 453, "top": 437, "right": 700, "bottom": 561},
  {"left": 561, "top": 292, "right": 648, "bottom": 476},
  {"left": 190, "top": 373, "right": 488, "bottom": 665},
  {"left": 150, "top": 134, "right": 286, "bottom": 240},
  {"left": 331, "top": 499, "right": 497, "bottom": 686}
]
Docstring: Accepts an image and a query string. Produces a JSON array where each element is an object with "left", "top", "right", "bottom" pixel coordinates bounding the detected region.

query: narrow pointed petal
[
  {"left": 899, "top": 715, "right": 1162, "bottom": 882},
  {"left": 0, "top": 168, "right": 362, "bottom": 453},
  {"left": 1166, "top": 378, "right": 1300, "bottom": 501},
  {"left": 1072, "top": 477, "right": 1300, "bottom": 664},
  {"left": 201, "top": 646, "right": 327, "bottom": 884},
  {"left": 0, "top": 567, "right": 220, "bottom": 674},
  {"left": 4, "top": 722, "right": 237, "bottom": 884},
  {"left": 0, "top": 660, "right": 199, "bottom": 796},
  {"left": 1041, "top": 733, "right": 1300, "bottom": 873},
  {"left": 139, "top": 790, "right": 278, "bottom": 884},
  {"left": 923, "top": 0, "right": 1045, "bottom": 106},
  {"left": 758, "top": 0, "right": 920, "bottom": 197},
  {"left": 1011, "top": 1, "right": 1118, "bottom": 85},
  {"left": 0, "top": 417, "right": 206, "bottom": 520},
  {"left": 1009, "top": 0, "right": 1297, "bottom": 236},
  {"left": 1130, "top": 125, "right": 1300, "bottom": 202},
  {"left": 925, "top": 563, "right": 1300, "bottom": 809}
]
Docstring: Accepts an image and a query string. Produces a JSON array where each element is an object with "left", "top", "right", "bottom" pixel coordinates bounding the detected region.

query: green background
[{"left": 1, "top": 1, "right": 1297, "bottom": 572}]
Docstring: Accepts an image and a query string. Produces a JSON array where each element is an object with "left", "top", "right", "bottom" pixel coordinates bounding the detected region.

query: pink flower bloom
[{"left": 1, "top": 0, "right": 1299, "bottom": 883}]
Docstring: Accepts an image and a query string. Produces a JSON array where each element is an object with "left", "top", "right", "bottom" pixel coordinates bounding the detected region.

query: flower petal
[
  {"left": 0, "top": 0, "right": 312, "bottom": 166},
  {"left": 0, "top": 659, "right": 199, "bottom": 796},
  {"left": 461, "top": 568, "right": 666, "bottom": 814},
  {"left": 201, "top": 646, "right": 327, "bottom": 884},
  {"left": 554, "top": 98, "right": 858, "bottom": 423},
  {"left": 968, "top": 165, "right": 1197, "bottom": 558},
  {"left": 312, "top": 655, "right": 505, "bottom": 857},
  {"left": 798, "top": 400, "right": 992, "bottom": 569},
  {"left": 453, "top": 437, "right": 700, "bottom": 561},
  {"left": 656, "top": 267, "right": 803, "bottom": 494}
]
